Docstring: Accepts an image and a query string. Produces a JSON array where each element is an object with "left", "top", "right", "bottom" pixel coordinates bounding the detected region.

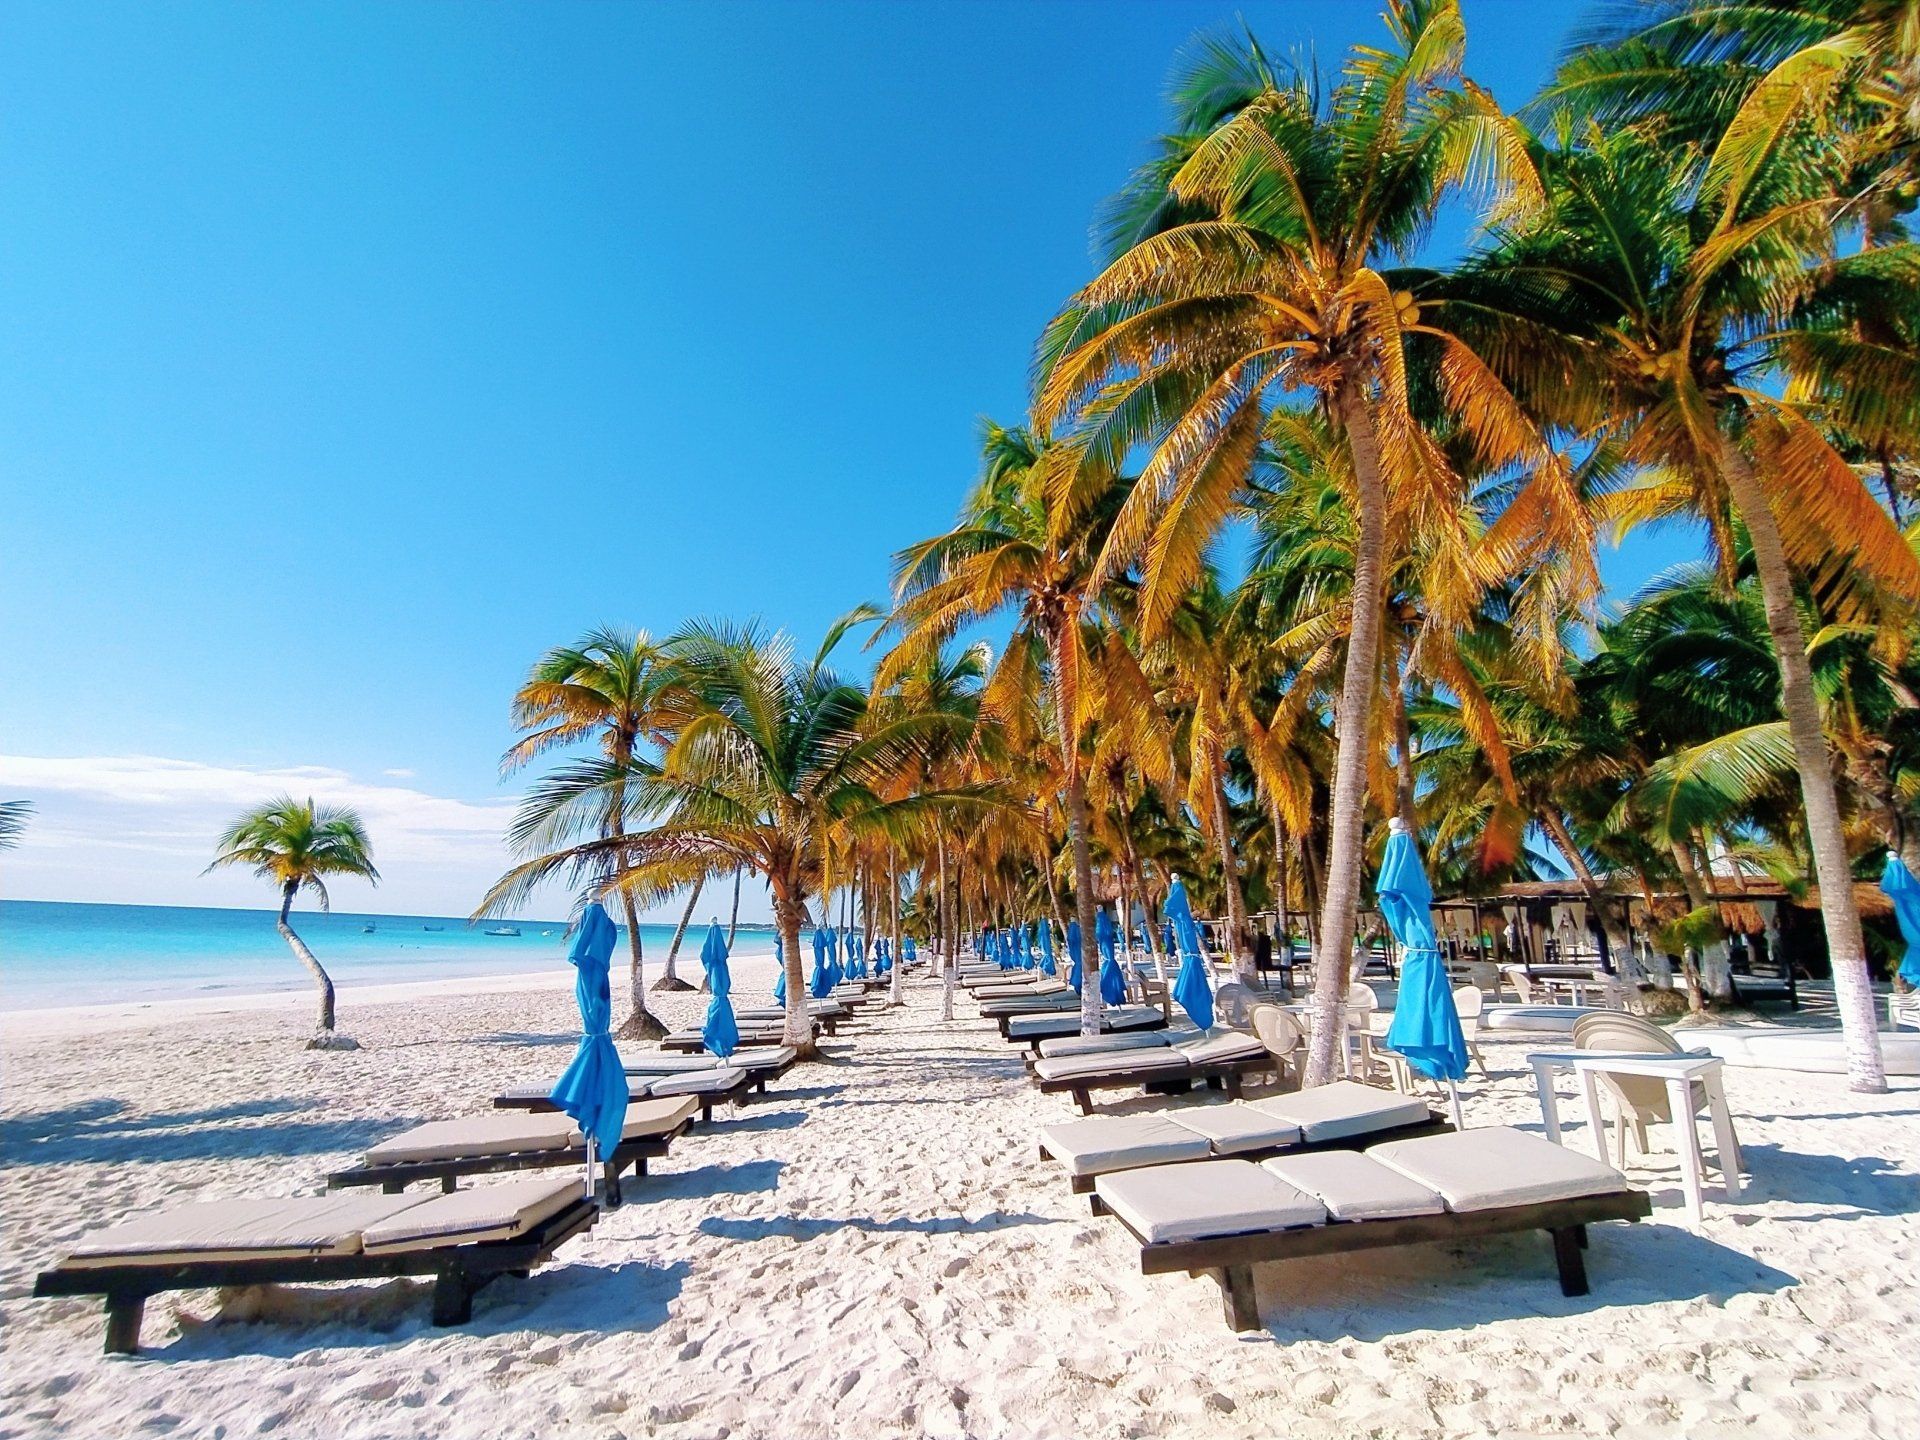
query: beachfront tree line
[{"left": 219, "top": 2, "right": 1916, "bottom": 1088}]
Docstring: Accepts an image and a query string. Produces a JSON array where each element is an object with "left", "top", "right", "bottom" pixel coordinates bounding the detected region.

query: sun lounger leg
[
  {"left": 1214, "top": 1266, "right": 1259, "bottom": 1333},
  {"left": 103, "top": 1294, "right": 146, "bottom": 1355},
  {"left": 381, "top": 1180, "right": 405, "bottom": 1194},
  {"left": 1550, "top": 1227, "right": 1588, "bottom": 1297},
  {"left": 603, "top": 1159, "right": 623, "bottom": 1208},
  {"left": 440, "top": 1176, "right": 457, "bottom": 1194},
  {"left": 1071, "top": 1086, "right": 1094, "bottom": 1116},
  {"left": 431, "top": 1268, "right": 478, "bottom": 1326}
]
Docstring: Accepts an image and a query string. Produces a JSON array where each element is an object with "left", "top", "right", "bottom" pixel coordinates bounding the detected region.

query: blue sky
[{"left": 0, "top": 1, "right": 1693, "bottom": 918}]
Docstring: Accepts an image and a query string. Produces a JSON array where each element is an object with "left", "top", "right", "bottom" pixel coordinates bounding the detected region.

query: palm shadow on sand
[
  {"left": 0, "top": 1096, "right": 416, "bottom": 1165},
  {"left": 695, "top": 1210, "right": 1053, "bottom": 1243}
]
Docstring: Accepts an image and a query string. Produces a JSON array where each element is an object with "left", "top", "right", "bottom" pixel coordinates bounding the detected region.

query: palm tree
[
  {"left": 0, "top": 800, "right": 31, "bottom": 852},
  {"left": 1458, "top": 116, "right": 1918, "bottom": 1090},
  {"left": 206, "top": 796, "right": 377, "bottom": 1042},
  {"left": 1035, "top": 5, "right": 1580, "bottom": 1084},
  {"left": 502, "top": 626, "right": 678, "bottom": 1035},
  {"left": 892, "top": 420, "right": 1135, "bottom": 1038},
  {"left": 482, "top": 620, "right": 1002, "bottom": 1058}
]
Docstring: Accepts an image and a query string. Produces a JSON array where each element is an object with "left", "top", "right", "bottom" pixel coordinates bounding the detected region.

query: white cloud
[
  {"left": 382, "top": 767, "right": 416, "bottom": 779},
  {"left": 0, "top": 753, "right": 526, "bottom": 916}
]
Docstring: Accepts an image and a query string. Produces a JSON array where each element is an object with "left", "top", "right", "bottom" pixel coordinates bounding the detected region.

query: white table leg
[
  {"left": 1533, "top": 1060, "right": 1564, "bottom": 1144},
  {"left": 1577, "top": 1068, "right": 1609, "bottom": 1163},
  {"left": 1669, "top": 1076, "right": 1707, "bottom": 1227},
  {"left": 1705, "top": 1079, "right": 1744, "bottom": 1200}
]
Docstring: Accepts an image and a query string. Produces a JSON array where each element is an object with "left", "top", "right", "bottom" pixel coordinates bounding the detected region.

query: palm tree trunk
[
  {"left": 655, "top": 879, "right": 701, "bottom": 991},
  {"left": 1723, "top": 442, "right": 1885, "bottom": 1091},
  {"left": 279, "top": 881, "right": 336, "bottom": 1033},
  {"left": 1537, "top": 808, "right": 1642, "bottom": 983},
  {"left": 1390, "top": 656, "right": 1418, "bottom": 832},
  {"left": 726, "top": 866, "right": 743, "bottom": 947},
  {"left": 1667, "top": 841, "right": 1712, "bottom": 1015},
  {"left": 1048, "top": 626, "right": 1104, "bottom": 1039},
  {"left": 1305, "top": 386, "right": 1391, "bottom": 1088},
  {"left": 615, "top": 891, "right": 667, "bottom": 1039},
  {"left": 773, "top": 885, "right": 815, "bottom": 1059},
  {"left": 1208, "top": 759, "right": 1253, "bottom": 985},
  {"left": 939, "top": 835, "right": 956, "bottom": 1020},
  {"left": 888, "top": 852, "right": 906, "bottom": 1006}
]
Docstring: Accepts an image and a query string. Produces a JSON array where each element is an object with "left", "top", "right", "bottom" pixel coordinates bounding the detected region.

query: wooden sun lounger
[
  {"left": 1001, "top": 1007, "right": 1169, "bottom": 1048},
  {"left": 1035, "top": 1044, "right": 1277, "bottom": 1116},
  {"left": 327, "top": 1100, "right": 696, "bottom": 1207},
  {"left": 494, "top": 1067, "right": 758, "bottom": 1125},
  {"left": 661, "top": 1026, "right": 813, "bottom": 1053},
  {"left": 621, "top": 1046, "right": 799, "bottom": 1093},
  {"left": 1088, "top": 1127, "right": 1653, "bottom": 1332},
  {"left": 35, "top": 1179, "right": 598, "bottom": 1354}
]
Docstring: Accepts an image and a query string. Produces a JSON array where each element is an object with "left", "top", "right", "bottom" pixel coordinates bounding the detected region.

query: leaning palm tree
[
  {"left": 481, "top": 620, "right": 1006, "bottom": 1058},
  {"left": 1457, "top": 117, "right": 1919, "bottom": 1090},
  {"left": 1036, "top": 4, "right": 1583, "bottom": 1084},
  {"left": 0, "top": 799, "right": 32, "bottom": 852},
  {"left": 206, "top": 797, "right": 377, "bottom": 1043},
  {"left": 503, "top": 626, "right": 677, "bottom": 1036}
]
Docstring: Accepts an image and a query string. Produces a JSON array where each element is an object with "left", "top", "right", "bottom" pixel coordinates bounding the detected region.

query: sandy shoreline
[{"left": 3, "top": 965, "right": 1917, "bottom": 1439}]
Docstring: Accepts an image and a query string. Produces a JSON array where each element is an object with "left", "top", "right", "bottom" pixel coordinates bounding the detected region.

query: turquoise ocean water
[{"left": 0, "top": 900, "right": 777, "bottom": 1011}]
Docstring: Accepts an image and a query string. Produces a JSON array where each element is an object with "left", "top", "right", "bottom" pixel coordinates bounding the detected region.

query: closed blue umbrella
[
  {"left": 1166, "top": 877, "right": 1214, "bottom": 1029},
  {"left": 1096, "top": 908, "right": 1127, "bottom": 1005},
  {"left": 1379, "top": 818, "right": 1468, "bottom": 1128},
  {"left": 548, "top": 902, "right": 628, "bottom": 1197},
  {"left": 824, "top": 926, "right": 844, "bottom": 988},
  {"left": 772, "top": 932, "right": 787, "bottom": 1003},
  {"left": 1037, "top": 920, "right": 1056, "bottom": 977},
  {"left": 1018, "top": 924, "right": 1035, "bottom": 971},
  {"left": 1066, "top": 918, "right": 1083, "bottom": 991},
  {"left": 810, "top": 927, "right": 834, "bottom": 998},
  {"left": 904, "top": 936, "right": 917, "bottom": 966},
  {"left": 699, "top": 921, "right": 739, "bottom": 1058},
  {"left": 845, "top": 928, "right": 862, "bottom": 981},
  {"left": 1881, "top": 852, "right": 1920, "bottom": 986}
]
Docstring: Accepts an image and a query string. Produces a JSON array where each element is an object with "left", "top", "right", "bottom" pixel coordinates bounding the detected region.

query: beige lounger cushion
[
  {"left": 367, "top": 1113, "right": 578, "bottom": 1165},
  {"left": 1263, "top": 1151, "right": 1447, "bottom": 1221},
  {"left": 573, "top": 1095, "right": 697, "bottom": 1142},
  {"left": 1095, "top": 1159, "right": 1327, "bottom": 1244},
  {"left": 62, "top": 1192, "right": 426, "bottom": 1269},
  {"left": 1369, "top": 1126, "right": 1628, "bottom": 1212},
  {"left": 1034, "top": 1031, "right": 1173, "bottom": 1059},
  {"left": 645, "top": 1067, "right": 744, "bottom": 1097},
  {"left": 1171, "top": 1031, "right": 1268, "bottom": 1065},
  {"left": 1247, "top": 1081, "right": 1432, "bottom": 1142},
  {"left": 1169, "top": 1103, "right": 1303, "bottom": 1155},
  {"left": 618, "top": 1050, "right": 727, "bottom": 1074},
  {"left": 1032, "top": 1047, "right": 1188, "bottom": 1083},
  {"left": 1040, "top": 1114, "right": 1213, "bottom": 1177},
  {"left": 360, "top": 1175, "right": 581, "bottom": 1255}
]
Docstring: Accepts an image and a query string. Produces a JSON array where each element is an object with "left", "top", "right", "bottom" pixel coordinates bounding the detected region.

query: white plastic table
[{"left": 1529, "top": 1049, "right": 1741, "bottom": 1226}]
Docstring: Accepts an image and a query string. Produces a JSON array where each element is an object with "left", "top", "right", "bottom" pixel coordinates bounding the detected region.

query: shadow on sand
[
  {"left": 147, "top": 1259, "right": 692, "bottom": 1359},
  {"left": 0, "top": 1096, "right": 415, "bottom": 1166},
  {"left": 1244, "top": 1220, "right": 1799, "bottom": 1344},
  {"left": 696, "top": 1209, "right": 1053, "bottom": 1244}
]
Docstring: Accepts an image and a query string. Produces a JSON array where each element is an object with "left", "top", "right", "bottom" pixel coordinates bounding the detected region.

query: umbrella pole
[
  {"left": 585, "top": 1137, "right": 598, "bottom": 1202},
  {"left": 1445, "top": 1079, "right": 1465, "bottom": 1132}
]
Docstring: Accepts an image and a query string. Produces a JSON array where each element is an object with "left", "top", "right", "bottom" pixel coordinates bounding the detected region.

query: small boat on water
[
  {"left": 361, "top": 924, "right": 376, "bottom": 934},
  {"left": 485, "top": 925, "right": 521, "bottom": 938},
  {"left": 422, "top": 925, "right": 444, "bottom": 932}
]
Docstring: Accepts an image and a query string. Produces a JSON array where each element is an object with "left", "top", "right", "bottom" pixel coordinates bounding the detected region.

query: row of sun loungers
[
  {"left": 1030, "top": 1029, "right": 1279, "bottom": 1113},
  {"left": 38, "top": 1032, "right": 810, "bottom": 1352}
]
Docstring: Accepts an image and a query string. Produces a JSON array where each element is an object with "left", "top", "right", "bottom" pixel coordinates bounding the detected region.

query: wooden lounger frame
[
  {"left": 1034, "top": 1048, "right": 1268, "bottom": 1114},
  {"left": 661, "top": 1026, "right": 818, "bottom": 1053},
  {"left": 999, "top": 1012, "right": 1170, "bottom": 1047},
  {"left": 35, "top": 1197, "right": 599, "bottom": 1355},
  {"left": 1040, "top": 1111, "right": 1453, "bottom": 1193},
  {"left": 325, "top": 1117, "right": 691, "bottom": 1207},
  {"left": 1092, "top": 1187, "right": 1653, "bottom": 1332},
  {"left": 494, "top": 1067, "right": 759, "bottom": 1125}
]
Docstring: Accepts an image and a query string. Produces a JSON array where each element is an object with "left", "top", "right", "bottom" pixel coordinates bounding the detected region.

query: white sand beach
[{"left": 3, "top": 963, "right": 1917, "bottom": 1440}]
